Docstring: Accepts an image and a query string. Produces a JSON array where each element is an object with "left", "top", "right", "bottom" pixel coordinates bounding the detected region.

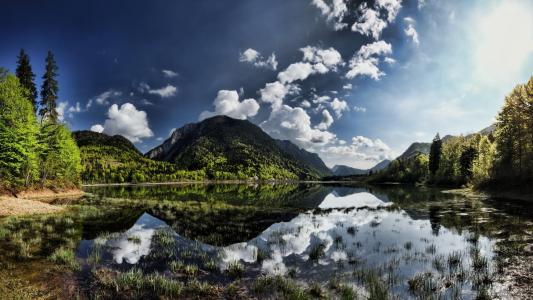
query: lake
[{"left": 1, "top": 183, "right": 532, "bottom": 299}]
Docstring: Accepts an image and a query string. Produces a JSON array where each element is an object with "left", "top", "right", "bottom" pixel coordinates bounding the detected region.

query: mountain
[
  {"left": 275, "top": 140, "right": 332, "bottom": 176},
  {"left": 398, "top": 142, "right": 431, "bottom": 160},
  {"left": 73, "top": 131, "right": 198, "bottom": 183},
  {"left": 331, "top": 165, "right": 367, "bottom": 176},
  {"left": 146, "top": 115, "right": 325, "bottom": 179},
  {"left": 370, "top": 159, "right": 391, "bottom": 171},
  {"left": 479, "top": 124, "right": 496, "bottom": 135}
]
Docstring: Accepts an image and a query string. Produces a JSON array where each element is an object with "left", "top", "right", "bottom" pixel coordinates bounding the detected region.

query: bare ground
[{"left": 0, "top": 188, "right": 84, "bottom": 217}]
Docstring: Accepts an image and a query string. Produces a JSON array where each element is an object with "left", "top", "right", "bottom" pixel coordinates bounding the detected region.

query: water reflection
[{"left": 79, "top": 187, "right": 504, "bottom": 298}]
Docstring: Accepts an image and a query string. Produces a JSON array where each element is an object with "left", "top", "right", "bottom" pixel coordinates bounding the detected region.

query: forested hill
[
  {"left": 368, "top": 75, "right": 533, "bottom": 191},
  {"left": 146, "top": 115, "right": 327, "bottom": 180},
  {"left": 73, "top": 131, "right": 206, "bottom": 183},
  {"left": 73, "top": 131, "right": 140, "bottom": 154}
]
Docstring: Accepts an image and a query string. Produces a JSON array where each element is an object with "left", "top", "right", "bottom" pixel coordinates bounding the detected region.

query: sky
[{"left": 1, "top": 0, "right": 532, "bottom": 169}]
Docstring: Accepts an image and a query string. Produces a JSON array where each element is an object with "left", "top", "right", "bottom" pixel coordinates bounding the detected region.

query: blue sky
[{"left": 1, "top": 0, "right": 532, "bottom": 168}]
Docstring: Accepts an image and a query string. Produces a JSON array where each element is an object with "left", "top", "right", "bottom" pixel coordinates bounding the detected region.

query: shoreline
[
  {"left": 0, "top": 188, "right": 85, "bottom": 217},
  {"left": 81, "top": 179, "right": 353, "bottom": 187}
]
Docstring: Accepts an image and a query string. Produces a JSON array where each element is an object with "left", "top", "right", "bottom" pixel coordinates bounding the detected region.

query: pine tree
[
  {"left": 15, "top": 49, "right": 38, "bottom": 112},
  {"left": 39, "top": 50, "right": 59, "bottom": 122},
  {"left": 428, "top": 133, "right": 442, "bottom": 176}
]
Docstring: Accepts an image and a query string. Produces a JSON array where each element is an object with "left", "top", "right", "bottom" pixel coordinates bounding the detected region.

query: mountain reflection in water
[{"left": 78, "top": 186, "right": 499, "bottom": 298}]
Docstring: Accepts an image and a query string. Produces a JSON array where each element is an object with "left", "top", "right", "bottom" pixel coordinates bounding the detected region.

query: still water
[{"left": 76, "top": 183, "right": 533, "bottom": 299}]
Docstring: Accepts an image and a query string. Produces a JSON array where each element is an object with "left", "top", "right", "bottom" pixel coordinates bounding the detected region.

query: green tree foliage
[
  {"left": 493, "top": 76, "right": 533, "bottom": 183},
  {"left": 0, "top": 75, "right": 40, "bottom": 188},
  {"left": 39, "top": 51, "right": 59, "bottom": 122},
  {"left": 471, "top": 135, "right": 496, "bottom": 186},
  {"left": 38, "top": 122, "right": 82, "bottom": 186},
  {"left": 15, "top": 49, "right": 38, "bottom": 112},
  {"left": 428, "top": 134, "right": 442, "bottom": 176}
]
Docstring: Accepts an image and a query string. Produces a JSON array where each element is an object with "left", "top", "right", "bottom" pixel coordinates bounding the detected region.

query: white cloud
[
  {"left": 353, "top": 105, "right": 367, "bottom": 112},
  {"left": 89, "top": 90, "right": 122, "bottom": 108},
  {"left": 301, "top": 100, "right": 312, "bottom": 108},
  {"left": 148, "top": 84, "right": 177, "bottom": 98},
  {"left": 260, "top": 104, "right": 336, "bottom": 146},
  {"left": 319, "top": 135, "right": 395, "bottom": 168},
  {"left": 342, "top": 83, "right": 353, "bottom": 90},
  {"left": 239, "top": 48, "right": 278, "bottom": 70},
  {"left": 301, "top": 46, "right": 343, "bottom": 70},
  {"left": 259, "top": 81, "right": 299, "bottom": 110},
  {"left": 352, "top": 3, "right": 387, "bottom": 40},
  {"left": 311, "top": 0, "right": 349, "bottom": 30},
  {"left": 95, "top": 103, "right": 153, "bottom": 143},
  {"left": 90, "top": 124, "right": 104, "bottom": 133},
  {"left": 278, "top": 62, "right": 315, "bottom": 84},
  {"left": 199, "top": 90, "right": 260, "bottom": 120},
  {"left": 375, "top": 0, "right": 402, "bottom": 23},
  {"left": 316, "top": 109, "right": 334, "bottom": 130},
  {"left": 404, "top": 23, "right": 419, "bottom": 46},
  {"left": 162, "top": 69, "right": 178, "bottom": 78},
  {"left": 56, "top": 102, "right": 68, "bottom": 122},
  {"left": 138, "top": 82, "right": 150, "bottom": 93},
  {"left": 330, "top": 98, "right": 349, "bottom": 117},
  {"left": 384, "top": 57, "right": 396, "bottom": 64},
  {"left": 358, "top": 40, "right": 393, "bottom": 59},
  {"left": 277, "top": 46, "right": 343, "bottom": 84},
  {"left": 346, "top": 41, "right": 392, "bottom": 80},
  {"left": 417, "top": 0, "right": 426, "bottom": 10},
  {"left": 68, "top": 102, "right": 82, "bottom": 113}
]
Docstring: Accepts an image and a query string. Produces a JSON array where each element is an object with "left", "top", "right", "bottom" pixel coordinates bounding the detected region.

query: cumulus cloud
[
  {"left": 342, "top": 83, "right": 353, "bottom": 90},
  {"left": 91, "top": 103, "right": 153, "bottom": 143},
  {"left": 148, "top": 84, "right": 177, "bottom": 98},
  {"left": 330, "top": 98, "right": 349, "bottom": 117},
  {"left": 278, "top": 62, "right": 315, "bottom": 84},
  {"left": 310, "top": 0, "right": 349, "bottom": 30},
  {"left": 162, "top": 69, "right": 178, "bottom": 78},
  {"left": 199, "top": 90, "right": 260, "bottom": 120},
  {"left": 90, "top": 124, "right": 104, "bottom": 133},
  {"left": 316, "top": 109, "right": 334, "bottom": 130},
  {"left": 346, "top": 41, "right": 392, "bottom": 80},
  {"left": 351, "top": 3, "right": 387, "bottom": 40},
  {"left": 375, "top": 0, "right": 402, "bottom": 23},
  {"left": 259, "top": 81, "right": 299, "bottom": 110},
  {"left": 351, "top": 0, "right": 402, "bottom": 40},
  {"left": 260, "top": 105, "right": 336, "bottom": 146},
  {"left": 277, "top": 46, "right": 343, "bottom": 84},
  {"left": 319, "top": 135, "right": 395, "bottom": 168},
  {"left": 301, "top": 46, "right": 343, "bottom": 70},
  {"left": 239, "top": 48, "right": 278, "bottom": 70}
]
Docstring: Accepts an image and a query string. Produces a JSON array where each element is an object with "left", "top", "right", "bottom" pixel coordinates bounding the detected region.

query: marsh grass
[
  {"left": 48, "top": 247, "right": 80, "bottom": 271},
  {"left": 308, "top": 242, "right": 326, "bottom": 262},
  {"left": 226, "top": 260, "right": 244, "bottom": 278}
]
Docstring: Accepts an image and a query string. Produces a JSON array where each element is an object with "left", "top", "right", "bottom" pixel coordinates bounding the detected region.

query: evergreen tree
[
  {"left": 459, "top": 146, "right": 477, "bottom": 180},
  {"left": 39, "top": 51, "right": 59, "bottom": 122},
  {"left": 428, "top": 133, "right": 442, "bottom": 176},
  {"left": 15, "top": 49, "right": 38, "bottom": 112}
]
